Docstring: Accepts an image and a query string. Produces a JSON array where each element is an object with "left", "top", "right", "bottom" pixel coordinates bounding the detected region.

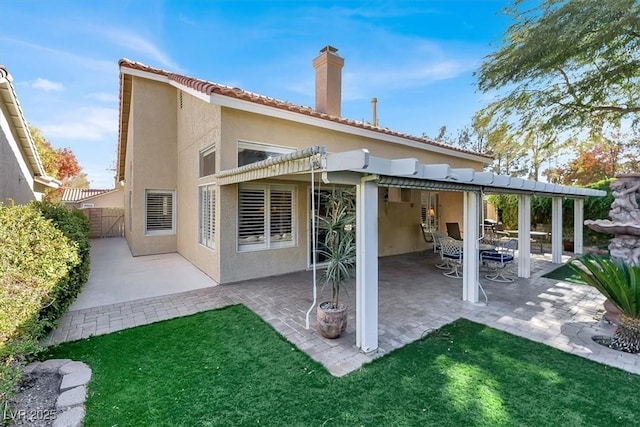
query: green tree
[{"left": 476, "top": 0, "right": 640, "bottom": 135}]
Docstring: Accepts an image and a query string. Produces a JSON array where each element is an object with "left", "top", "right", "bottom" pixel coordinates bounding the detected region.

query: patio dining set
[{"left": 422, "top": 223, "right": 518, "bottom": 283}]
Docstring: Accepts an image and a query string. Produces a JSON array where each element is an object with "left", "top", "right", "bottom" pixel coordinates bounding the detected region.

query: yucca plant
[
  {"left": 317, "top": 189, "right": 356, "bottom": 309},
  {"left": 569, "top": 254, "right": 640, "bottom": 353}
]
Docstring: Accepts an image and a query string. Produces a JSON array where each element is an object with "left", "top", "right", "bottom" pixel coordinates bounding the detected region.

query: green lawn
[{"left": 45, "top": 305, "right": 640, "bottom": 426}]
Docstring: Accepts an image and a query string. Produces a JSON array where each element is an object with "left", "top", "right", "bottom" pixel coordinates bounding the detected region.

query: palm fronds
[{"left": 569, "top": 254, "right": 640, "bottom": 318}]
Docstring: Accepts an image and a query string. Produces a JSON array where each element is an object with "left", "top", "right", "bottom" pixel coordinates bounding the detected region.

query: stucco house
[
  {"left": 0, "top": 66, "right": 58, "bottom": 204},
  {"left": 117, "top": 47, "right": 603, "bottom": 351},
  {"left": 61, "top": 188, "right": 124, "bottom": 210}
]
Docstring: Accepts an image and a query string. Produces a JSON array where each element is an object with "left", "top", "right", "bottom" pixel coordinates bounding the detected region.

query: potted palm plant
[
  {"left": 569, "top": 254, "right": 640, "bottom": 353},
  {"left": 316, "top": 188, "right": 356, "bottom": 339}
]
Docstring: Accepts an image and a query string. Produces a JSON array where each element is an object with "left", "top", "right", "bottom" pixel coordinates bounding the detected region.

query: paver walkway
[{"left": 47, "top": 239, "right": 640, "bottom": 377}]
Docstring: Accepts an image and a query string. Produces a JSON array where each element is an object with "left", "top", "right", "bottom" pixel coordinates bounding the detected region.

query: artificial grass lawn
[
  {"left": 541, "top": 262, "right": 586, "bottom": 285},
  {"left": 45, "top": 305, "right": 640, "bottom": 426}
]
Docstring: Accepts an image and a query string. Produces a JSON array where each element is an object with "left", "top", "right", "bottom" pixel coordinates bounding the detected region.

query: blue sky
[{"left": 0, "top": 0, "right": 511, "bottom": 188}]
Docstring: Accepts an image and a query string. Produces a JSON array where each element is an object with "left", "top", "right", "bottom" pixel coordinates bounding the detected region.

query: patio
[{"left": 47, "top": 238, "right": 640, "bottom": 376}]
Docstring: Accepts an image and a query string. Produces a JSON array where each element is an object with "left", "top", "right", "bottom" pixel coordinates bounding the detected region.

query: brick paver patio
[{"left": 47, "top": 244, "right": 640, "bottom": 377}]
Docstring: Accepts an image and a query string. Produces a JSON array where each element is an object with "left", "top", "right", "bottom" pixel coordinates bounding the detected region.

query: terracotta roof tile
[
  {"left": 62, "top": 188, "right": 113, "bottom": 202},
  {"left": 118, "top": 58, "right": 493, "bottom": 162}
]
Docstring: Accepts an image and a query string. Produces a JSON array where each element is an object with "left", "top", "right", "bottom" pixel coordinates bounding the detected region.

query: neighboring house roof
[
  {"left": 117, "top": 58, "right": 493, "bottom": 182},
  {"left": 0, "top": 66, "right": 59, "bottom": 189},
  {"left": 62, "top": 188, "right": 115, "bottom": 203}
]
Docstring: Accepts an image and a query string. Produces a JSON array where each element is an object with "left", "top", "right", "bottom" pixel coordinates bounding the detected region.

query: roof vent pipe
[{"left": 371, "top": 97, "right": 378, "bottom": 127}]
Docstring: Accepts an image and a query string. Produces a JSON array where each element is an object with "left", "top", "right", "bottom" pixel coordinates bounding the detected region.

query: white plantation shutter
[
  {"left": 145, "top": 190, "right": 175, "bottom": 234},
  {"left": 269, "top": 188, "right": 294, "bottom": 246},
  {"left": 238, "top": 184, "right": 295, "bottom": 251},
  {"left": 238, "top": 186, "right": 267, "bottom": 249},
  {"left": 199, "top": 185, "right": 216, "bottom": 249}
]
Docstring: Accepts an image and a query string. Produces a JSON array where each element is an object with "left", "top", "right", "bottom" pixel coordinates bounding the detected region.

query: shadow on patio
[
  {"left": 222, "top": 249, "right": 638, "bottom": 376},
  {"left": 50, "top": 239, "right": 640, "bottom": 377}
]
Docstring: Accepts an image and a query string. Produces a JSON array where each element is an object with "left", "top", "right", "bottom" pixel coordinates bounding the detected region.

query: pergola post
[
  {"left": 574, "top": 198, "right": 584, "bottom": 255},
  {"left": 355, "top": 177, "right": 378, "bottom": 352},
  {"left": 517, "top": 194, "right": 531, "bottom": 278},
  {"left": 462, "top": 191, "right": 480, "bottom": 303},
  {"left": 551, "top": 196, "right": 563, "bottom": 263}
]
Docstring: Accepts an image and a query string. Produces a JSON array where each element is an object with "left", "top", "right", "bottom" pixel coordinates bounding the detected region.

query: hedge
[
  {"left": 487, "top": 178, "right": 615, "bottom": 246},
  {"left": 0, "top": 201, "right": 90, "bottom": 403}
]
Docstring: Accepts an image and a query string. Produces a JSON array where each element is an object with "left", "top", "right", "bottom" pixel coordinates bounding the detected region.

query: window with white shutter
[
  {"left": 145, "top": 190, "right": 175, "bottom": 235},
  {"left": 199, "top": 184, "right": 216, "bottom": 249},
  {"left": 238, "top": 184, "right": 295, "bottom": 251}
]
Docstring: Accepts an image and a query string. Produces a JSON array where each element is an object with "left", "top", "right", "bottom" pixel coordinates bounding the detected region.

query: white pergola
[{"left": 217, "top": 146, "right": 606, "bottom": 353}]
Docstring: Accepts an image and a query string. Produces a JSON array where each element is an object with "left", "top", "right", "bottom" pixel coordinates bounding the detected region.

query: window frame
[
  {"left": 237, "top": 183, "right": 296, "bottom": 252},
  {"left": 198, "top": 184, "right": 216, "bottom": 250},
  {"left": 237, "top": 140, "right": 295, "bottom": 167},
  {"left": 199, "top": 145, "right": 216, "bottom": 177},
  {"left": 145, "top": 189, "right": 176, "bottom": 235}
]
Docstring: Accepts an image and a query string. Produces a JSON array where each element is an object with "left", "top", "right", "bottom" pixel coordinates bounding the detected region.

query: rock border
[{"left": 23, "top": 359, "right": 91, "bottom": 427}]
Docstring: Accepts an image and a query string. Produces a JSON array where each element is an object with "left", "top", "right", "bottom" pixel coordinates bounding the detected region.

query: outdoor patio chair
[
  {"left": 439, "top": 236, "right": 464, "bottom": 279},
  {"left": 432, "top": 231, "right": 452, "bottom": 269},
  {"left": 446, "top": 222, "right": 463, "bottom": 240},
  {"left": 481, "top": 238, "right": 517, "bottom": 283}
]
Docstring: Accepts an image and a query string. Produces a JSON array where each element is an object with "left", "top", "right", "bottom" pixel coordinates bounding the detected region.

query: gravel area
[{"left": 6, "top": 371, "right": 61, "bottom": 426}]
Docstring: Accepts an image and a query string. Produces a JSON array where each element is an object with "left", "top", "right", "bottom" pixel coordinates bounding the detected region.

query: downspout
[{"left": 305, "top": 159, "right": 319, "bottom": 329}]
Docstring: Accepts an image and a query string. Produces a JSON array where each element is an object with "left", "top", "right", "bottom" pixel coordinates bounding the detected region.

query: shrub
[
  {"left": 31, "top": 201, "right": 91, "bottom": 329},
  {"left": 0, "top": 203, "right": 80, "bottom": 401}
]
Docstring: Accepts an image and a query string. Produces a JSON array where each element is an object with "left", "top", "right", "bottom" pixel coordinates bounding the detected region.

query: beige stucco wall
[
  {"left": 175, "top": 90, "right": 222, "bottom": 282},
  {"left": 124, "top": 83, "right": 482, "bottom": 284},
  {"left": 124, "top": 77, "right": 178, "bottom": 256},
  {"left": 218, "top": 109, "right": 483, "bottom": 170},
  {"left": 74, "top": 189, "right": 124, "bottom": 209},
  {"left": 213, "top": 108, "right": 478, "bottom": 283},
  {"left": 0, "top": 101, "right": 37, "bottom": 204}
]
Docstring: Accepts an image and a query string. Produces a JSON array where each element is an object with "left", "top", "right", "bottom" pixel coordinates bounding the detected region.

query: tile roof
[
  {"left": 62, "top": 188, "right": 114, "bottom": 203},
  {"left": 0, "top": 65, "right": 58, "bottom": 188},
  {"left": 118, "top": 59, "right": 493, "bottom": 162}
]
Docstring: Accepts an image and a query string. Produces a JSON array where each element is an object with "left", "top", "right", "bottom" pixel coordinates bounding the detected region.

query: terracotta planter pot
[
  {"left": 563, "top": 240, "right": 574, "bottom": 252},
  {"left": 316, "top": 302, "right": 348, "bottom": 339}
]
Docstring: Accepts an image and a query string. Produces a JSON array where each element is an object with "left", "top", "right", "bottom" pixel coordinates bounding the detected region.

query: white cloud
[
  {"left": 32, "top": 78, "right": 64, "bottom": 92},
  {"left": 102, "top": 29, "right": 181, "bottom": 71},
  {"left": 3, "top": 37, "right": 116, "bottom": 74},
  {"left": 40, "top": 107, "right": 118, "bottom": 141}
]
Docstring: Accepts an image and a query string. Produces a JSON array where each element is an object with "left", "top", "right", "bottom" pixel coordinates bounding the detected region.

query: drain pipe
[{"left": 305, "top": 160, "right": 318, "bottom": 330}]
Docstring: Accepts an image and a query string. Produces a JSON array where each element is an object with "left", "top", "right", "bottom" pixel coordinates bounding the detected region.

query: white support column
[
  {"left": 574, "top": 198, "right": 584, "bottom": 255},
  {"left": 551, "top": 196, "right": 563, "bottom": 264},
  {"left": 517, "top": 194, "right": 531, "bottom": 278},
  {"left": 356, "top": 178, "right": 378, "bottom": 352},
  {"left": 462, "top": 191, "right": 480, "bottom": 303}
]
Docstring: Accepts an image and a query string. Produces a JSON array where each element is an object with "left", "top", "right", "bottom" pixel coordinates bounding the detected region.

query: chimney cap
[{"left": 320, "top": 45, "right": 339, "bottom": 54}]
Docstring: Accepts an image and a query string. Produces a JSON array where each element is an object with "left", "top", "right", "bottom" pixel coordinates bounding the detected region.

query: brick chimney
[{"left": 312, "top": 46, "right": 344, "bottom": 116}]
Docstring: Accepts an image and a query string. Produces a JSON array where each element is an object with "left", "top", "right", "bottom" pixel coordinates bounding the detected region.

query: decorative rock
[
  {"left": 36, "top": 358, "right": 73, "bottom": 373},
  {"left": 60, "top": 370, "right": 92, "bottom": 391},
  {"left": 53, "top": 406, "right": 86, "bottom": 427},
  {"left": 59, "top": 361, "right": 90, "bottom": 375},
  {"left": 56, "top": 385, "right": 87, "bottom": 410},
  {"left": 22, "top": 361, "right": 41, "bottom": 375}
]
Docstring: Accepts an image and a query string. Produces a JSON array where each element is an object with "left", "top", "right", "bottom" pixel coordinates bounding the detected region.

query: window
[
  {"left": 145, "top": 190, "right": 175, "bottom": 235},
  {"left": 200, "top": 145, "right": 216, "bottom": 177},
  {"left": 238, "top": 141, "right": 295, "bottom": 167},
  {"left": 238, "top": 184, "right": 295, "bottom": 251},
  {"left": 420, "top": 191, "right": 438, "bottom": 231},
  {"left": 199, "top": 184, "right": 216, "bottom": 249}
]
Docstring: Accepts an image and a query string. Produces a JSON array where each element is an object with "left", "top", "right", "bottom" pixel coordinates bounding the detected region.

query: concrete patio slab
[
  {"left": 69, "top": 238, "right": 218, "bottom": 311},
  {"left": 50, "top": 239, "right": 640, "bottom": 378}
]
